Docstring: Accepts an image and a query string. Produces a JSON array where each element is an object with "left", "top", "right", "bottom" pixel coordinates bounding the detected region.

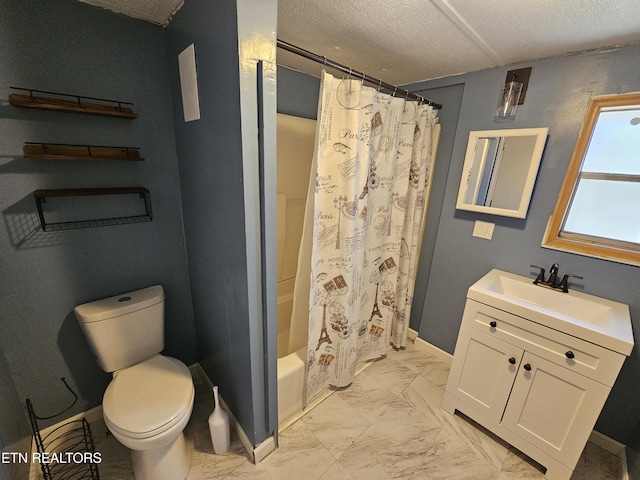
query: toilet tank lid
[{"left": 74, "top": 285, "right": 164, "bottom": 324}]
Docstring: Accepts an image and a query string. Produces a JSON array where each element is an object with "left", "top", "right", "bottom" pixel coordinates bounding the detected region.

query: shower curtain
[{"left": 303, "top": 71, "right": 438, "bottom": 403}]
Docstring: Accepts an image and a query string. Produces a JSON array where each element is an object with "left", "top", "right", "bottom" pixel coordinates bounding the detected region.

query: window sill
[{"left": 542, "top": 227, "right": 640, "bottom": 267}]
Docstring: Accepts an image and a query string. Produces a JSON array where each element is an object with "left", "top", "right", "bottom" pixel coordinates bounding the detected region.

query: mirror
[{"left": 456, "top": 127, "right": 548, "bottom": 218}]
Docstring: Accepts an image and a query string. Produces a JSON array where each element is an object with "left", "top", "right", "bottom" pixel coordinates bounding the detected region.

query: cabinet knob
[
  {"left": 490, "top": 321, "right": 497, "bottom": 328},
  {"left": 523, "top": 363, "right": 532, "bottom": 371},
  {"left": 509, "top": 357, "right": 516, "bottom": 365},
  {"left": 565, "top": 351, "right": 575, "bottom": 359}
]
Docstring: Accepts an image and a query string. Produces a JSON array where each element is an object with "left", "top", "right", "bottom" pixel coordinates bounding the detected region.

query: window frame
[{"left": 542, "top": 92, "right": 640, "bottom": 267}]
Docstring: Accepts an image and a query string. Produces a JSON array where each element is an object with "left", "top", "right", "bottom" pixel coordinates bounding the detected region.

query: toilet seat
[{"left": 103, "top": 355, "right": 194, "bottom": 440}]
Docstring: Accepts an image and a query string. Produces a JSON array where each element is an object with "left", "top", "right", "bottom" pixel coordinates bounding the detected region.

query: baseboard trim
[
  {"left": 196, "top": 363, "right": 276, "bottom": 464},
  {"left": 252, "top": 435, "right": 277, "bottom": 464},
  {"left": 408, "top": 328, "right": 453, "bottom": 362},
  {"left": 589, "top": 430, "right": 628, "bottom": 480},
  {"left": 590, "top": 430, "right": 626, "bottom": 456},
  {"left": 407, "top": 328, "right": 419, "bottom": 342}
]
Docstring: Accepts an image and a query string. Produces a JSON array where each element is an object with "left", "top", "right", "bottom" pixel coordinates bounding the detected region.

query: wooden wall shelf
[
  {"left": 9, "top": 87, "right": 138, "bottom": 119},
  {"left": 24, "top": 143, "right": 143, "bottom": 161},
  {"left": 33, "top": 187, "right": 152, "bottom": 231}
]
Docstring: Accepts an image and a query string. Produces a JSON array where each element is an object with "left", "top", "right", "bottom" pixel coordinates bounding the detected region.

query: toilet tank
[{"left": 74, "top": 285, "right": 165, "bottom": 373}]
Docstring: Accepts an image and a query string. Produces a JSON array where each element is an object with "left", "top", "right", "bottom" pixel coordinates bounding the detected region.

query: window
[{"left": 543, "top": 93, "right": 640, "bottom": 266}]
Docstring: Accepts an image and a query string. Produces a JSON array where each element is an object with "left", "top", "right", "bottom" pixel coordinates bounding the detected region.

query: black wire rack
[{"left": 26, "top": 378, "right": 100, "bottom": 480}]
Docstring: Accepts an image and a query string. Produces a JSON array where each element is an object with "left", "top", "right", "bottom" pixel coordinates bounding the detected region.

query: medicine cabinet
[{"left": 456, "top": 128, "right": 548, "bottom": 218}]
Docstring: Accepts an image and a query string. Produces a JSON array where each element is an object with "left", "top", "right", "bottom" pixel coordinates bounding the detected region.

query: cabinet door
[
  {"left": 502, "top": 352, "right": 611, "bottom": 466},
  {"left": 446, "top": 326, "right": 523, "bottom": 422}
]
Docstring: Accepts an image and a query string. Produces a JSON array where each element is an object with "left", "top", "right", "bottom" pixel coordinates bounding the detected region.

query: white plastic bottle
[{"left": 208, "top": 386, "right": 230, "bottom": 454}]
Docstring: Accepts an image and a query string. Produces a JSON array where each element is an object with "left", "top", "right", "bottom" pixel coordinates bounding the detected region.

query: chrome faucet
[{"left": 530, "top": 263, "right": 583, "bottom": 293}]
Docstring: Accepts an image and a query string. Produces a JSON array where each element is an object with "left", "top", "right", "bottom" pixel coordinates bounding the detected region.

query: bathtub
[
  {"left": 276, "top": 281, "right": 337, "bottom": 431},
  {"left": 276, "top": 277, "right": 307, "bottom": 429},
  {"left": 277, "top": 345, "right": 307, "bottom": 430}
]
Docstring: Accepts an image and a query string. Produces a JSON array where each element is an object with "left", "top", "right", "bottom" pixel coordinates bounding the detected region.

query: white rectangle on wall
[
  {"left": 472, "top": 220, "right": 495, "bottom": 240},
  {"left": 178, "top": 43, "right": 201, "bottom": 122}
]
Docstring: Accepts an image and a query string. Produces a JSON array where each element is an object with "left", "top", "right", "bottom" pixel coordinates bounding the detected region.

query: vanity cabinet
[{"left": 443, "top": 299, "right": 625, "bottom": 480}]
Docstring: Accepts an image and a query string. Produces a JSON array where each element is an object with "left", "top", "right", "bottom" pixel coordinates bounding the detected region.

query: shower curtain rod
[{"left": 277, "top": 39, "right": 442, "bottom": 110}]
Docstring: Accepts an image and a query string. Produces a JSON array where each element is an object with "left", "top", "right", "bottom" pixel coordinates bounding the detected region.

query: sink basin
[
  {"left": 468, "top": 269, "right": 634, "bottom": 355},
  {"left": 489, "top": 275, "right": 613, "bottom": 327}
]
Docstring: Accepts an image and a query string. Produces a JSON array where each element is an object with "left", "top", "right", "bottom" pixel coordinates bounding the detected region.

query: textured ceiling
[
  {"left": 277, "top": 0, "right": 640, "bottom": 85},
  {"left": 77, "top": 0, "right": 184, "bottom": 25},
  {"left": 78, "top": 0, "right": 640, "bottom": 86}
]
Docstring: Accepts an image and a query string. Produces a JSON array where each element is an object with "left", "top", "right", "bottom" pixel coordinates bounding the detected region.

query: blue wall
[
  {"left": 409, "top": 83, "right": 465, "bottom": 330},
  {"left": 0, "top": 350, "right": 29, "bottom": 480},
  {"left": 0, "top": 0, "right": 194, "bottom": 439},
  {"left": 277, "top": 44, "right": 640, "bottom": 444},
  {"left": 407, "top": 45, "right": 640, "bottom": 444},
  {"left": 2, "top": 0, "right": 639, "bottom": 460},
  {"left": 0, "top": 0, "right": 277, "bottom": 458},
  {"left": 166, "top": 0, "right": 278, "bottom": 445},
  {"left": 277, "top": 67, "right": 320, "bottom": 119}
]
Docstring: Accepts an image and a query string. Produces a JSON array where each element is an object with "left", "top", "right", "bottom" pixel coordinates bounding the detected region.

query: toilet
[{"left": 74, "top": 285, "right": 194, "bottom": 480}]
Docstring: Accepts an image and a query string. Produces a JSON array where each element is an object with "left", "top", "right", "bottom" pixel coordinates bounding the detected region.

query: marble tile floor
[{"left": 86, "top": 343, "right": 622, "bottom": 480}]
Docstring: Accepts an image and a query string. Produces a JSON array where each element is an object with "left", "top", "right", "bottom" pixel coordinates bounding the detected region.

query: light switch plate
[{"left": 472, "top": 220, "right": 495, "bottom": 240}]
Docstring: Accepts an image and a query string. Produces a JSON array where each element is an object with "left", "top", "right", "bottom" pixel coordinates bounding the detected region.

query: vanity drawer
[{"left": 462, "top": 299, "right": 625, "bottom": 386}]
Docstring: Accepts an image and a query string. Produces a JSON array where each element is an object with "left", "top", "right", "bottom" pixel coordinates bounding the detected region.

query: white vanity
[{"left": 443, "top": 269, "right": 634, "bottom": 480}]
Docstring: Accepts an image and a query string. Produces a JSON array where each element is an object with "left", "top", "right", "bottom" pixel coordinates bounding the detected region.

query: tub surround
[
  {"left": 275, "top": 112, "right": 316, "bottom": 359},
  {"left": 274, "top": 112, "right": 316, "bottom": 429}
]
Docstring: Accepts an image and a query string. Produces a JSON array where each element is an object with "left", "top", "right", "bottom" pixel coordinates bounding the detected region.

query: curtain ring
[
  {"left": 393, "top": 86, "right": 397, "bottom": 97},
  {"left": 377, "top": 80, "right": 382, "bottom": 92}
]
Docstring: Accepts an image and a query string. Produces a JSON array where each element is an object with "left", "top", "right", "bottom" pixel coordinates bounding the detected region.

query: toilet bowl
[
  {"left": 103, "top": 355, "right": 195, "bottom": 480},
  {"left": 74, "top": 285, "right": 195, "bottom": 480}
]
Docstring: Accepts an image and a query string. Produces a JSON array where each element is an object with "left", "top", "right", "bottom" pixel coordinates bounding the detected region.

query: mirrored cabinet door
[{"left": 456, "top": 127, "right": 548, "bottom": 218}]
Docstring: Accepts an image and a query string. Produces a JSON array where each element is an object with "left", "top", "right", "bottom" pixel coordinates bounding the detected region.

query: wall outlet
[{"left": 472, "top": 220, "right": 495, "bottom": 240}]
